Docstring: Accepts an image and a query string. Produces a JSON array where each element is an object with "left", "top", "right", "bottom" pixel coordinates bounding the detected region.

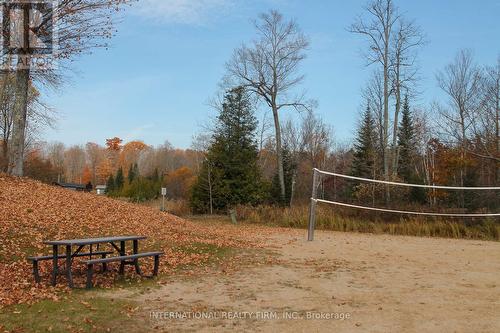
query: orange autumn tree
[
  {"left": 81, "top": 166, "right": 92, "bottom": 185},
  {"left": 106, "top": 137, "right": 123, "bottom": 151},
  {"left": 105, "top": 137, "right": 123, "bottom": 170},
  {"left": 96, "top": 158, "right": 113, "bottom": 185},
  {"left": 86, "top": 142, "right": 105, "bottom": 186},
  {"left": 164, "top": 167, "right": 196, "bottom": 200},
  {"left": 119, "top": 141, "right": 149, "bottom": 177},
  {"left": 24, "top": 149, "right": 58, "bottom": 184}
]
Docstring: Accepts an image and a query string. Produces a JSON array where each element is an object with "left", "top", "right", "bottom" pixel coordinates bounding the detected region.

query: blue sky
[{"left": 43, "top": 0, "right": 500, "bottom": 149}]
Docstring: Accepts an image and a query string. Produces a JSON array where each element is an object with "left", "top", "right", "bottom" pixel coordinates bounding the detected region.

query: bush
[{"left": 120, "top": 177, "right": 161, "bottom": 202}]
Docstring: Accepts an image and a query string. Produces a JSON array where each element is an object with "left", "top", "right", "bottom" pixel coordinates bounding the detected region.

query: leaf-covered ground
[{"left": 0, "top": 174, "right": 272, "bottom": 308}]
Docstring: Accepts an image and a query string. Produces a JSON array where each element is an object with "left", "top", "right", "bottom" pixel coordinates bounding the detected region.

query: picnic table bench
[{"left": 27, "top": 236, "right": 164, "bottom": 289}]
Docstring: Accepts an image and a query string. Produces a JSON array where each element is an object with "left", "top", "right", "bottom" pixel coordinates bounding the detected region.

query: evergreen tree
[
  {"left": 191, "top": 87, "right": 265, "bottom": 212},
  {"left": 114, "top": 167, "right": 124, "bottom": 190},
  {"left": 106, "top": 174, "right": 115, "bottom": 194},
  {"left": 351, "top": 104, "right": 377, "bottom": 179},
  {"left": 127, "top": 163, "right": 137, "bottom": 183},
  {"left": 397, "top": 95, "right": 426, "bottom": 203},
  {"left": 398, "top": 95, "right": 417, "bottom": 182},
  {"left": 151, "top": 167, "right": 160, "bottom": 183},
  {"left": 134, "top": 163, "right": 140, "bottom": 179}
]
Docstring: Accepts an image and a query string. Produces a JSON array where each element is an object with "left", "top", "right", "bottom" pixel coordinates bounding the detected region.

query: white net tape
[
  {"left": 314, "top": 199, "right": 500, "bottom": 218},
  {"left": 315, "top": 169, "right": 500, "bottom": 191}
]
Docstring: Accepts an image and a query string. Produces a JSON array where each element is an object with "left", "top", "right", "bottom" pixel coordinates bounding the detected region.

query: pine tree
[
  {"left": 106, "top": 174, "right": 115, "bottom": 194},
  {"left": 127, "top": 164, "right": 137, "bottom": 183},
  {"left": 191, "top": 87, "right": 265, "bottom": 212},
  {"left": 397, "top": 95, "right": 416, "bottom": 182},
  {"left": 351, "top": 104, "right": 377, "bottom": 179},
  {"left": 151, "top": 167, "right": 160, "bottom": 183},
  {"left": 398, "top": 95, "right": 426, "bottom": 203},
  {"left": 115, "top": 167, "right": 124, "bottom": 190}
]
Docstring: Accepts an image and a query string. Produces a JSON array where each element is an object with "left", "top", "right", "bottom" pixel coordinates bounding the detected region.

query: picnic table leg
[
  {"left": 153, "top": 255, "right": 159, "bottom": 277},
  {"left": 119, "top": 241, "right": 125, "bottom": 275},
  {"left": 51, "top": 245, "right": 58, "bottom": 286},
  {"left": 86, "top": 263, "right": 94, "bottom": 289},
  {"left": 32, "top": 260, "right": 41, "bottom": 283},
  {"left": 66, "top": 245, "right": 74, "bottom": 288},
  {"left": 101, "top": 252, "right": 108, "bottom": 272},
  {"left": 133, "top": 239, "right": 143, "bottom": 276}
]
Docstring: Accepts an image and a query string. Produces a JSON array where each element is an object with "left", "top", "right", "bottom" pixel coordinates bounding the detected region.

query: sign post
[{"left": 161, "top": 188, "right": 167, "bottom": 212}]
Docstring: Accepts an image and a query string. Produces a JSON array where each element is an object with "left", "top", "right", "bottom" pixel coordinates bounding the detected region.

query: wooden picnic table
[{"left": 43, "top": 235, "right": 147, "bottom": 288}]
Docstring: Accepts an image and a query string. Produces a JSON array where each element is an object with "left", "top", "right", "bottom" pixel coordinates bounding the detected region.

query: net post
[
  {"left": 308, "top": 169, "right": 319, "bottom": 241},
  {"left": 308, "top": 198, "right": 317, "bottom": 241}
]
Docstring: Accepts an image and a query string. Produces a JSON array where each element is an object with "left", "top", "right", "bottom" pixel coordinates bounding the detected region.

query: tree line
[{"left": 1, "top": 0, "right": 498, "bottom": 215}]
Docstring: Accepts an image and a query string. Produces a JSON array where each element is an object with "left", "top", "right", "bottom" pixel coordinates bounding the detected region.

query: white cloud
[
  {"left": 135, "top": 0, "right": 235, "bottom": 25},
  {"left": 123, "top": 123, "right": 156, "bottom": 142}
]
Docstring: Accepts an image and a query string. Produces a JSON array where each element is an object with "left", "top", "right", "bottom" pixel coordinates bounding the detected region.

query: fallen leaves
[{"left": 0, "top": 174, "right": 276, "bottom": 308}]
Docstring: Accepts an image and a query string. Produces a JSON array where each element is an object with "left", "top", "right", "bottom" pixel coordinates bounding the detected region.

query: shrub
[{"left": 121, "top": 177, "right": 161, "bottom": 202}]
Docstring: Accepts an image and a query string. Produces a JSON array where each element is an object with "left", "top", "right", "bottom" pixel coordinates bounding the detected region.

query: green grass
[
  {"left": 172, "top": 241, "right": 234, "bottom": 271},
  {"left": 0, "top": 293, "right": 145, "bottom": 333},
  {"left": 174, "top": 242, "right": 232, "bottom": 256}
]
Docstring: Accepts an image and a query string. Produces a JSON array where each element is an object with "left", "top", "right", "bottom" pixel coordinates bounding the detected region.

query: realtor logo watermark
[
  {"left": 150, "top": 311, "right": 352, "bottom": 321},
  {"left": 1, "top": 0, "right": 57, "bottom": 70}
]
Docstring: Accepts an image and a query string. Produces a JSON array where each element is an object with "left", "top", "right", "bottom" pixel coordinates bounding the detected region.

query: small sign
[{"left": 161, "top": 188, "right": 167, "bottom": 196}]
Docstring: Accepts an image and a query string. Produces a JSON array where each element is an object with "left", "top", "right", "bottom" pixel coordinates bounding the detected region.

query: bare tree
[
  {"left": 389, "top": 18, "right": 425, "bottom": 175},
  {"left": 64, "top": 145, "right": 86, "bottom": 183},
  {"left": 362, "top": 70, "right": 385, "bottom": 173},
  {"left": 350, "top": 0, "right": 400, "bottom": 181},
  {"left": 0, "top": 74, "right": 54, "bottom": 171},
  {"left": 472, "top": 56, "right": 500, "bottom": 182},
  {"left": 226, "top": 10, "right": 312, "bottom": 201},
  {"left": 0, "top": 74, "right": 16, "bottom": 171},
  {"left": 281, "top": 118, "right": 301, "bottom": 205},
  {"left": 300, "top": 111, "right": 333, "bottom": 170},
  {"left": 258, "top": 111, "right": 274, "bottom": 172},
  {"left": 191, "top": 133, "right": 212, "bottom": 173},
  {"left": 436, "top": 49, "right": 482, "bottom": 194},
  {"left": 45, "top": 141, "right": 65, "bottom": 182},
  {"left": 85, "top": 142, "right": 104, "bottom": 186},
  {"left": 6, "top": 0, "right": 130, "bottom": 176}
]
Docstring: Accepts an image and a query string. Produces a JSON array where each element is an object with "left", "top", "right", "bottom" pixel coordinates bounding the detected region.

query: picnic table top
[{"left": 43, "top": 236, "right": 147, "bottom": 246}]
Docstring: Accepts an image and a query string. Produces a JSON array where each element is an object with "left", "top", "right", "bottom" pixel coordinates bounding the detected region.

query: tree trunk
[
  {"left": 1, "top": 139, "right": 8, "bottom": 172},
  {"left": 383, "top": 70, "right": 390, "bottom": 181},
  {"left": 8, "top": 5, "right": 31, "bottom": 177},
  {"left": 460, "top": 112, "right": 466, "bottom": 208},
  {"left": 496, "top": 76, "right": 499, "bottom": 184},
  {"left": 383, "top": 26, "right": 391, "bottom": 203},
  {"left": 272, "top": 105, "right": 286, "bottom": 202},
  {"left": 392, "top": 75, "right": 401, "bottom": 177},
  {"left": 383, "top": 6, "right": 390, "bottom": 182},
  {"left": 289, "top": 172, "right": 296, "bottom": 207},
  {"left": 8, "top": 66, "right": 30, "bottom": 176}
]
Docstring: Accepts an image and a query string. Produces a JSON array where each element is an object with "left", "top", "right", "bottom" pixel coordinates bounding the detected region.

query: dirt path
[{"left": 123, "top": 230, "right": 500, "bottom": 332}]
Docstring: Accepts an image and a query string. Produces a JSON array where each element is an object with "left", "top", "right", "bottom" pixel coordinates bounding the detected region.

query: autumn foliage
[{"left": 0, "top": 174, "right": 268, "bottom": 308}]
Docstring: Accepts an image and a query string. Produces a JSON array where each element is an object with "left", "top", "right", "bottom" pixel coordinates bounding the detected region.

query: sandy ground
[{"left": 126, "top": 230, "right": 500, "bottom": 333}]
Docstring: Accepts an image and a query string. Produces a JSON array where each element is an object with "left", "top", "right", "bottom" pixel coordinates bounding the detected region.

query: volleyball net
[{"left": 307, "top": 168, "right": 500, "bottom": 241}]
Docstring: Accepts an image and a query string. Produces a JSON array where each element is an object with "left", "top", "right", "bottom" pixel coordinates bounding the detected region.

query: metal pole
[
  {"left": 308, "top": 169, "right": 319, "bottom": 241},
  {"left": 308, "top": 198, "right": 317, "bottom": 241}
]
